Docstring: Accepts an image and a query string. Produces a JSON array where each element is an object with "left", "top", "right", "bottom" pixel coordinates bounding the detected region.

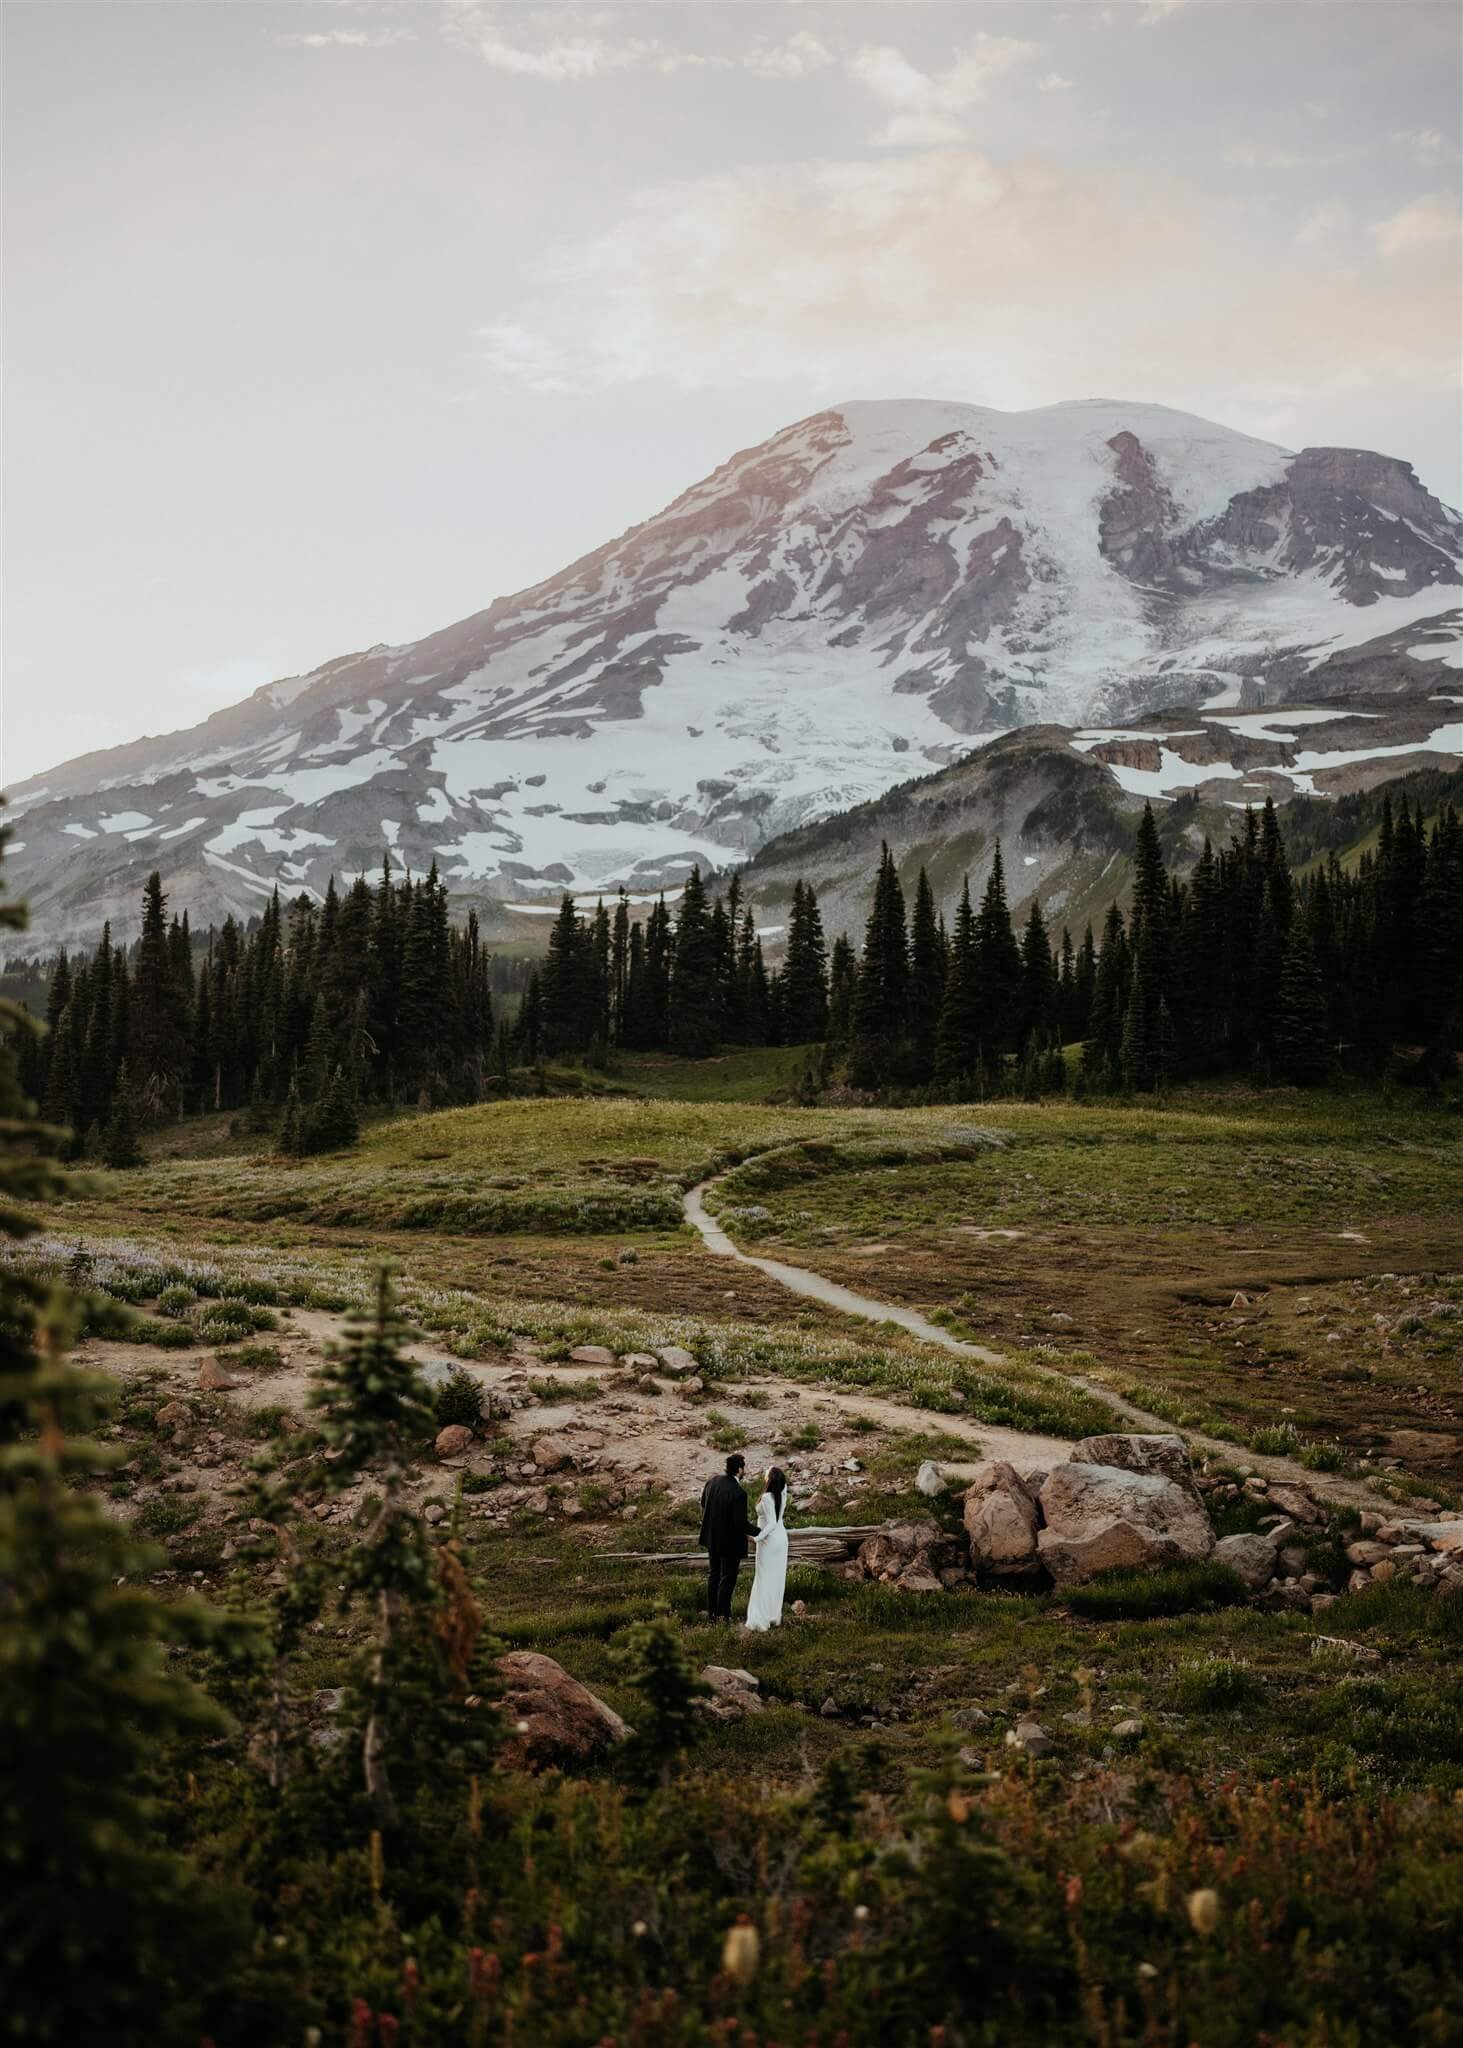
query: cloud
[
  {"left": 1372, "top": 191, "right": 1461, "bottom": 259},
  {"left": 1294, "top": 201, "right": 1351, "bottom": 249},
  {"left": 478, "top": 146, "right": 1460, "bottom": 430},
  {"left": 848, "top": 34, "right": 1041, "bottom": 146},
  {"left": 277, "top": 29, "right": 414, "bottom": 50},
  {"left": 1391, "top": 128, "right": 1449, "bottom": 162},
  {"left": 445, "top": 9, "right": 702, "bottom": 81},
  {"left": 1224, "top": 142, "right": 1349, "bottom": 170},
  {"left": 1037, "top": 73, "right": 1075, "bottom": 93},
  {"left": 744, "top": 32, "right": 835, "bottom": 82}
]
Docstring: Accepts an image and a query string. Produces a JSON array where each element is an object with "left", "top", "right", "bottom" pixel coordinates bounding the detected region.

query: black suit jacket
[{"left": 699, "top": 1473, "right": 755, "bottom": 1558}]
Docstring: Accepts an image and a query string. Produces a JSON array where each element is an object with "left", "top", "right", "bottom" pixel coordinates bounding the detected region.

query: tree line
[{"left": 16, "top": 787, "right": 1463, "bottom": 1154}]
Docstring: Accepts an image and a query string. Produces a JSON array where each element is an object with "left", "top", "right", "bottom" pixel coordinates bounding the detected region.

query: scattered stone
[
  {"left": 1037, "top": 1460, "right": 1214, "bottom": 1587},
  {"left": 498, "top": 1651, "right": 632, "bottom": 1770},
  {"left": 791, "top": 1599, "right": 806, "bottom": 1617},
  {"left": 198, "top": 1361, "right": 239, "bottom": 1392},
  {"left": 915, "top": 1459, "right": 946, "bottom": 1499},
  {"left": 1111, "top": 1718, "right": 1145, "bottom": 1741},
  {"left": 1345, "top": 1539, "right": 1391, "bottom": 1568},
  {"left": 155, "top": 1401, "right": 191, "bottom": 1430},
  {"left": 700, "top": 1666, "right": 764, "bottom": 1721},
  {"left": 435, "top": 1424, "right": 474, "bottom": 1460},
  {"left": 1265, "top": 1484, "right": 1321, "bottom": 1526},
  {"left": 963, "top": 1461, "right": 1042, "bottom": 1577},
  {"left": 682, "top": 1376, "right": 705, "bottom": 1396},
  {"left": 1006, "top": 1718, "right": 1055, "bottom": 1759},
  {"left": 423, "top": 1502, "right": 446, "bottom": 1526},
  {"left": 1211, "top": 1531, "right": 1279, "bottom": 1591},
  {"left": 570, "top": 1345, "right": 617, "bottom": 1366},
  {"left": 657, "top": 1347, "right": 698, "bottom": 1376},
  {"left": 531, "top": 1435, "right": 576, "bottom": 1475},
  {"left": 951, "top": 1706, "right": 991, "bottom": 1731},
  {"left": 820, "top": 1697, "right": 838, "bottom": 1719}
]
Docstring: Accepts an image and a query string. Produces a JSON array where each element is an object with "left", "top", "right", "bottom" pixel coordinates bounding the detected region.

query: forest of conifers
[{"left": 17, "top": 790, "right": 1463, "bottom": 1155}]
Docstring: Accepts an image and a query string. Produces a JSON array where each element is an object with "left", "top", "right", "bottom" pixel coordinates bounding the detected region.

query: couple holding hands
[{"left": 698, "top": 1452, "right": 789, "bottom": 1631}]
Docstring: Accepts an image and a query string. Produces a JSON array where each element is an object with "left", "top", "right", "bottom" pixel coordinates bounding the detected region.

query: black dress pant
[{"left": 707, "top": 1549, "right": 741, "bottom": 1618}]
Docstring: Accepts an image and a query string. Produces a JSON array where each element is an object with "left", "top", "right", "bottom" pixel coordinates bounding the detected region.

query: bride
[{"left": 744, "top": 1465, "right": 789, "bottom": 1632}]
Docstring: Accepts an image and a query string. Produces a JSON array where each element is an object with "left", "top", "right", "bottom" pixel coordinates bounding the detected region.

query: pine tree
[
  {"left": 129, "top": 872, "right": 190, "bottom": 1122},
  {"left": 850, "top": 844, "right": 909, "bottom": 1088},
  {"left": 1273, "top": 929, "right": 1332, "bottom": 1086},
  {"left": 781, "top": 881, "right": 830, "bottom": 1043},
  {"left": 907, "top": 867, "right": 945, "bottom": 1085},
  {"left": 101, "top": 1060, "right": 143, "bottom": 1169},
  {"left": 307, "top": 1268, "right": 440, "bottom": 1828},
  {"left": 934, "top": 879, "right": 981, "bottom": 1097},
  {"left": 612, "top": 1606, "right": 708, "bottom": 1790},
  {"left": 670, "top": 868, "right": 720, "bottom": 1057},
  {"left": 972, "top": 848, "right": 1022, "bottom": 1061},
  {"left": 0, "top": 821, "right": 246, "bottom": 2043},
  {"left": 1019, "top": 898, "right": 1059, "bottom": 1047},
  {"left": 826, "top": 933, "right": 857, "bottom": 1045}
]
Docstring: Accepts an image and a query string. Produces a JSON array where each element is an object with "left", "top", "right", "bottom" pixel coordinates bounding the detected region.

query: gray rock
[
  {"left": 1070, "top": 1432, "right": 1200, "bottom": 1497},
  {"left": 1005, "top": 1718, "right": 1055, "bottom": 1759},
  {"left": 569, "top": 1345, "right": 616, "bottom": 1366},
  {"left": 657, "top": 1346, "right": 699, "bottom": 1376},
  {"left": 1037, "top": 1461, "right": 1214, "bottom": 1587},
  {"left": 916, "top": 1459, "right": 946, "bottom": 1498},
  {"left": 700, "top": 1666, "right": 764, "bottom": 1721},
  {"left": 1211, "top": 1530, "right": 1279, "bottom": 1591},
  {"left": 1111, "top": 1718, "right": 1145, "bottom": 1741}
]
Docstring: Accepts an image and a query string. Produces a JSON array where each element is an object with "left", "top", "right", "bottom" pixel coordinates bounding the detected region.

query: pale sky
[{"left": 4, "top": 0, "right": 1460, "bottom": 783}]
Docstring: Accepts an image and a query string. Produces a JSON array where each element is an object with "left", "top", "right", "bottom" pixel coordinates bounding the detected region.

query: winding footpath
[{"left": 683, "top": 1167, "right": 1393, "bottom": 1511}]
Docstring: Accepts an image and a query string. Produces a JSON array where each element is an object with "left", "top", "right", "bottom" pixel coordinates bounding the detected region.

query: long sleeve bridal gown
[{"left": 745, "top": 1490, "right": 788, "bottom": 1631}]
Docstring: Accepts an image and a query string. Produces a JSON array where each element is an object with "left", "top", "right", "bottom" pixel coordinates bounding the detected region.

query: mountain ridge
[{"left": 7, "top": 396, "right": 1461, "bottom": 950}]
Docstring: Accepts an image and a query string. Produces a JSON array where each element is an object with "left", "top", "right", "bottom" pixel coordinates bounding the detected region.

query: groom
[{"left": 699, "top": 1452, "right": 757, "bottom": 1621}]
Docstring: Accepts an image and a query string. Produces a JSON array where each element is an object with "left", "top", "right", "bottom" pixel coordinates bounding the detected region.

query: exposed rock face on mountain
[
  {"left": 741, "top": 693, "right": 1463, "bottom": 944},
  {"left": 7, "top": 398, "right": 1460, "bottom": 949}
]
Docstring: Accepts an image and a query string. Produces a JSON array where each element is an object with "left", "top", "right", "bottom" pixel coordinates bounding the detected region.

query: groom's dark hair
[{"left": 725, "top": 1453, "right": 746, "bottom": 1478}]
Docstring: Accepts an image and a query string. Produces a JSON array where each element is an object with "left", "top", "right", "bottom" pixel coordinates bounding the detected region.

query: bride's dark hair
[{"left": 765, "top": 1467, "right": 787, "bottom": 1521}]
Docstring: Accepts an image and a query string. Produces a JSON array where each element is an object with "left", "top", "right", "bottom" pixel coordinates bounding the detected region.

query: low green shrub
[
  {"left": 156, "top": 1283, "right": 197, "bottom": 1317},
  {"left": 1067, "top": 1560, "right": 1247, "bottom": 1620},
  {"left": 125, "top": 1317, "right": 197, "bottom": 1350},
  {"left": 135, "top": 1495, "right": 201, "bottom": 1536},
  {"left": 526, "top": 1376, "right": 602, "bottom": 1403},
  {"left": 1175, "top": 1656, "right": 1264, "bottom": 1711}
]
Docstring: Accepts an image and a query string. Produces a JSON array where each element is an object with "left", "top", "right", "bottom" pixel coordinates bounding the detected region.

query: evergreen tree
[
  {"left": 781, "top": 881, "right": 830, "bottom": 1043},
  {"left": 972, "top": 848, "right": 1023, "bottom": 1061},
  {"left": 850, "top": 844, "right": 909, "bottom": 1088},
  {"left": 1019, "top": 898, "right": 1059, "bottom": 1047},
  {"left": 907, "top": 867, "right": 945, "bottom": 1085},
  {"left": 826, "top": 933, "right": 857, "bottom": 1045},
  {"left": 101, "top": 1060, "right": 143, "bottom": 1169},
  {"left": 129, "top": 872, "right": 190, "bottom": 1122},
  {"left": 1273, "top": 929, "right": 1332, "bottom": 1086},
  {"left": 934, "top": 879, "right": 981, "bottom": 1097},
  {"left": 670, "top": 868, "right": 720, "bottom": 1057},
  {"left": 0, "top": 822, "right": 246, "bottom": 2044},
  {"left": 307, "top": 1268, "right": 440, "bottom": 1828}
]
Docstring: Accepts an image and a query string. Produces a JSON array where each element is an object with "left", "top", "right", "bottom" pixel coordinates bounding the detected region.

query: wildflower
[
  {"left": 853, "top": 1904, "right": 870, "bottom": 1922},
  {"left": 632, "top": 1920, "right": 648, "bottom": 1938},
  {"left": 1186, "top": 1888, "right": 1221, "bottom": 1935},
  {"left": 722, "top": 1916, "right": 760, "bottom": 1984}
]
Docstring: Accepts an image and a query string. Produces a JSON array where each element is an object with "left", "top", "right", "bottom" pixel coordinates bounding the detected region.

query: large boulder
[
  {"left": 1211, "top": 1530, "right": 1279, "bottom": 1591},
  {"left": 1070, "top": 1433, "right": 1200, "bottom": 1498},
  {"left": 497, "top": 1651, "right": 631, "bottom": 1770},
  {"left": 531, "top": 1435, "right": 576, "bottom": 1474},
  {"left": 1038, "top": 1461, "right": 1214, "bottom": 1587},
  {"left": 962, "top": 1462, "right": 1042, "bottom": 1577}
]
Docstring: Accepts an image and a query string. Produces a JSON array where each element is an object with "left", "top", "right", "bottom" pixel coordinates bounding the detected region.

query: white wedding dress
[{"left": 744, "top": 1490, "right": 788, "bottom": 1631}]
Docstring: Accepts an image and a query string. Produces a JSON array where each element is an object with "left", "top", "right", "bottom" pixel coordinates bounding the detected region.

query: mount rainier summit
[{"left": 8, "top": 397, "right": 1462, "bottom": 948}]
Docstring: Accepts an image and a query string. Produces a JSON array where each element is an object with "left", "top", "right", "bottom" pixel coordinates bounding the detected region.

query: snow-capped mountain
[{"left": 7, "top": 398, "right": 1461, "bottom": 949}]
